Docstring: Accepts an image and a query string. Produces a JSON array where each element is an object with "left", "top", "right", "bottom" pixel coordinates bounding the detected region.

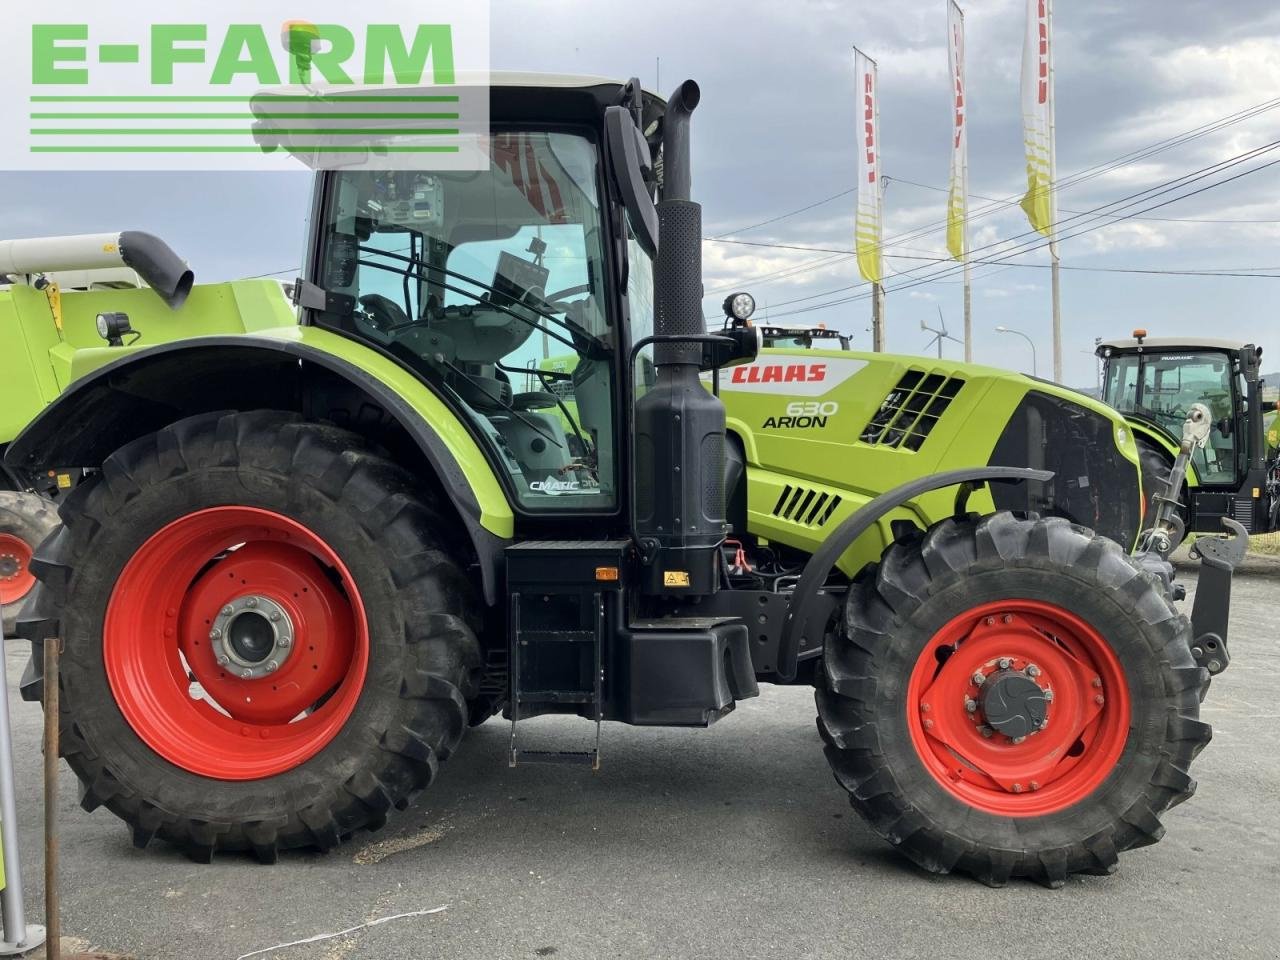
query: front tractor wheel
[
  {"left": 21, "top": 411, "right": 481, "bottom": 861},
  {"left": 816, "top": 513, "right": 1210, "bottom": 886}
]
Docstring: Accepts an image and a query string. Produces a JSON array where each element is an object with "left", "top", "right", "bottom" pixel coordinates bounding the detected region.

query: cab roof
[{"left": 1097, "top": 336, "right": 1248, "bottom": 354}]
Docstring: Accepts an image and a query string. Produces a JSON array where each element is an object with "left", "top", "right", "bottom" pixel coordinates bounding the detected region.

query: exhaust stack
[
  {"left": 0, "top": 232, "right": 194, "bottom": 309},
  {"left": 633, "top": 80, "right": 728, "bottom": 597}
]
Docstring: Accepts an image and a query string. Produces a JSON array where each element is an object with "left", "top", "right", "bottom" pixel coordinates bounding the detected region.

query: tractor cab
[{"left": 1098, "top": 331, "right": 1276, "bottom": 534}]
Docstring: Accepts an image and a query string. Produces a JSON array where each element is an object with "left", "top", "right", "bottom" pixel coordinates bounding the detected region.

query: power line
[{"left": 763, "top": 144, "right": 1280, "bottom": 318}]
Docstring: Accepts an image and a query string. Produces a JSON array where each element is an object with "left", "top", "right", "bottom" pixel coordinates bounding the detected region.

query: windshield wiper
[{"left": 357, "top": 246, "right": 608, "bottom": 358}]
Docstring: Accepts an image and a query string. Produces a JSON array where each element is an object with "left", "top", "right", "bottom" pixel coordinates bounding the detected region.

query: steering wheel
[
  {"left": 512, "top": 392, "right": 560, "bottom": 412},
  {"left": 359, "top": 294, "right": 409, "bottom": 332},
  {"left": 543, "top": 284, "right": 592, "bottom": 313}
]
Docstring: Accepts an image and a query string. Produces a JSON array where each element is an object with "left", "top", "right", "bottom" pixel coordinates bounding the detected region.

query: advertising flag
[
  {"left": 854, "top": 48, "right": 883, "bottom": 284},
  {"left": 1020, "top": 0, "right": 1055, "bottom": 237},
  {"left": 946, "top": 1, "right": 968, "bottom": 261}
]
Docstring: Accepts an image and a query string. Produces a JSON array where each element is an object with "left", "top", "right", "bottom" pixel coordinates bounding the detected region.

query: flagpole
[
  {"left": 957, "top": 2, "right": 972, "bottom": 362},
  {"left": 1047, "top": 0, "right": 1062, "bottom": 381},
  {"left": 873, "top": 53, "right": 886, "bottom": 353}
]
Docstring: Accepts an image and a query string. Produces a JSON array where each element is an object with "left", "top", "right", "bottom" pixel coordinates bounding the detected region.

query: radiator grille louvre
[
  {"left": 861, "top": 371, "right": 966, "bottom": 451},
  {"left": 770, "top": 484, "right": 843, "bottom": 528}
]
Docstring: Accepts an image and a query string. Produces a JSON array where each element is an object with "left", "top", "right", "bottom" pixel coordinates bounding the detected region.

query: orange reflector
[
  {"left": 595, "top": 566, "right": 620, "bottom": 582},
  {"left": 1132, "top": 328, "right": 1148, "bottom": 338}
]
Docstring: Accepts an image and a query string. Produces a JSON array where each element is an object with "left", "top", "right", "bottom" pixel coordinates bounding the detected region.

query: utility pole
[
  {"left": 871, "top": 284, "right": 885, "bottom": 351},
  {"left": 963, "top": 258, "right": 972, "bottom": 362}
]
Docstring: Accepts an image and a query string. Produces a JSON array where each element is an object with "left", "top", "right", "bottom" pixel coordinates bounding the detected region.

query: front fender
[{"left": 777, "top": 466, "right": 1052, "bottom": 681}]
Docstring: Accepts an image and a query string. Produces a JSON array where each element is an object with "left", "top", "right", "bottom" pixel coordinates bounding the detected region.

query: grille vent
[
  {"left": 771, "top": 485, "right": 843, "bottom": 527},
  {"left": 860, "top": 370, "right": 966, "bottom": 451}
]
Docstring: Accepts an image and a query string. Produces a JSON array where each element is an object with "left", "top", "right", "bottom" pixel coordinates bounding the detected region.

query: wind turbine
[{"left": 921, "top": 308, "right": 963, "bottom": 359}]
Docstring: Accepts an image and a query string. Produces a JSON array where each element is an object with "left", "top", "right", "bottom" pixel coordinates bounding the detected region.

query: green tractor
[
  {"left": 1098, "top": 331, "right": 1279, "bottom": 536},
  {"left": 1, "top": 75, "right": 1246, "bottom": 885}
]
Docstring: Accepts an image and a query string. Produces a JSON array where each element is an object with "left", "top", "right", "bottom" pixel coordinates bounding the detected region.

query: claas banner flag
[
  {"left": 946, "top": 1, "right": 968, "bottom": 262},
  {"left": 1020, "top": 0, "right": 1055, "bottom": 238},
  {"left": 854, "top": 48, "right": 883, "bottom": 284}
]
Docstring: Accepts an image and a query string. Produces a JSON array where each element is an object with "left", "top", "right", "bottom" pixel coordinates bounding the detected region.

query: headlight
[
  {"left": 95, "top": 312, "right": 133, "bottom": 345},
  {"left": 723, "top": 292, "right": 756, "bottom": 322}
]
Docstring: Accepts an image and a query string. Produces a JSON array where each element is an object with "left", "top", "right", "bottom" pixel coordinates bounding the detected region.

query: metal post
[
  {"left": 42, "top": 640, "right": 58, "bottom": 960},
  {"left": 871, "top": 282, "right": 885, "bottom": 352},
  {"left": 0, "top": 633, "right": 45, "bottom": 957},
  {"left": 963, "top": 258, "right": 973, "bottom": 363},
  {"left": 1050, "top": 256, "right": 1062, "bottom": 382}
]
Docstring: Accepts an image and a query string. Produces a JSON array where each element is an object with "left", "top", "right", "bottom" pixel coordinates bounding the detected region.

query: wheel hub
[
  {"left": 209, "top": 594, "right": 294, "bottom": 680},
  {"left": 0, "top": 553, "right": 19, "bottom": 580},
  {"left": 977, "top": 667, "right": 1049, "bottom": 740}
]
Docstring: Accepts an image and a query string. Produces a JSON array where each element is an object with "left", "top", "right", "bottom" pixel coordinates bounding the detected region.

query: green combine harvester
[{"left": 0, "top": 74, "right": 1248, "bottom": 886}]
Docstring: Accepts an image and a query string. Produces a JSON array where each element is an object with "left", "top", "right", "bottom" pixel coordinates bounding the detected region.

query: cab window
[{"left": 314, "top": 132, "right": 617, "bottom": 511}]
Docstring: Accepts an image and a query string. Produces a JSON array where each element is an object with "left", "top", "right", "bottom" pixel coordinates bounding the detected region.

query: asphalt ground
[{"left": 2, "top": 570, "right": 1276, "bottom": 960}]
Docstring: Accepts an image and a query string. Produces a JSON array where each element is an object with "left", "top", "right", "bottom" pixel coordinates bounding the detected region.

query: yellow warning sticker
[
  {"left": 56, "top": 473, "right": 72, "bottom": 490},
  {"left": 663, "top": 571, "right": 691, "bottom": 588}
]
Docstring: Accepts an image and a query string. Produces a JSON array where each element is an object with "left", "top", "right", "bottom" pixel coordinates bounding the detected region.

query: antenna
[{"left": 921, "top": 307, "right": 963, "bottom": 359}]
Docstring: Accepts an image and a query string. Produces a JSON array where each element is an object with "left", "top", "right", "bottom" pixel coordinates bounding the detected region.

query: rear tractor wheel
[
  {"left": 816, "top": 512, "right": 1210, "bottom": 886},
  {"left": 0, "top": 492, "right": 58, "bottom": 638},
  {"left": 20, "top": 411, "right": 482, "bottom": 861}
]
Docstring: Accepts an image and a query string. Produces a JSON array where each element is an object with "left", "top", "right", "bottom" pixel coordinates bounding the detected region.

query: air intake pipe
[
  {"left": 0, "top": 231, "right": 194, "bottom": 309},
  {"left": 633, "top": 80, "right": 728, "bottom": 597}
]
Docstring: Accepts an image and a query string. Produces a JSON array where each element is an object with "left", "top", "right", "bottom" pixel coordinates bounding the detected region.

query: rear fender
[{"left": 4, "top": 331, "right": 514, "bottom": 603}]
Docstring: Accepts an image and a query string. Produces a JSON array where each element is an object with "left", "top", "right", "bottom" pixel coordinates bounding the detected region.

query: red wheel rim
[
  {"left": 0, "top": 533, "right": 36, "bottom": 607},
  {"left": 104, "top": 507, "right": 369, "bottom": 780},
  {"left": 906, "top": 599, "right": 1131, "bottom": 816}
]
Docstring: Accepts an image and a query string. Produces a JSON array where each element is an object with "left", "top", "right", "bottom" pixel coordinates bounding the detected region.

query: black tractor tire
[
  {"left": 816, "top": 512, "right": 1210, "bottom": 887},
  {"left": 0, "top": 492, "right": 59, "bottom": 639},
  {"left": 19, "top": 411, "right": 482, "bottom": 862}
]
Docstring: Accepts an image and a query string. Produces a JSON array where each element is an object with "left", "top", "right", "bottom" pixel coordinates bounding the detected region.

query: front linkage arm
[{"left": 1134, "top": 402, "right": 1250, "bottom": 677}]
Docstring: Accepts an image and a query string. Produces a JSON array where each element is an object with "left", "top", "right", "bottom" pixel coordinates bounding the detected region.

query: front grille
[
  {"left": 771, "top": 484, "right": 842, "bottom": 527},
  {"left": 861, "top": 370, "right": 966, "bottom": 451}
]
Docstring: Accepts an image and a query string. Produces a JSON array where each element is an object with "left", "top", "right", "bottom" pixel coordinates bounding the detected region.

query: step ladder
[{"left": 508, "top": 591, "right": 605, "bottom": 770}]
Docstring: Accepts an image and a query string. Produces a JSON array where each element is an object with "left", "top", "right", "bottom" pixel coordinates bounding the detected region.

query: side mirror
[
  {"left": 604, "top": 106, "right": 659, "bottom": 259},
  {"left": 702, "top": 324, "right": 762, "bottom": 371}
]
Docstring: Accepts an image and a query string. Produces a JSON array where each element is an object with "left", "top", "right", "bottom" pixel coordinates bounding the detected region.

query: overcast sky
[{"left": 2, "top": 0, "right": 1277, "bottom": 386}]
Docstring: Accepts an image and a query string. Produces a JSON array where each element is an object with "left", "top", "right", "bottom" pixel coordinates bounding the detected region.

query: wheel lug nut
[
  {"left": 1026, "top": 664, "right": 1040, "bottom": 678},
  {"left": 979, "top": 725, "right": 993, "bottom": 738},
  {"left": 964, "top": 699, "right": 978, "bottom": 714},
  {"left": 923, "top": 719, "right": 935, "bottom": 730},
  {"left": 972, "top": 672, "right": 986, "bottom": 686},
  {"left": 266, "top": 661, "right": 278, "bottom": 673},
  {"left": 1095, "top": 694, "right": 1106, "bottom": 706},
  {"left": 998, "top": 657, "right": 1012, "bottom": 670},
  {"left": 241, "top": 669, "right": 253, "bottom": 679},
  {"left": 1012, "top": 783, "right": 1023, "bottom": 793},
  {"left": 1002, "top": 614, "right": 1013, "bottom": 624},
  {"left": 921, "top": 703, "right": 931, "bottom": 713},
  {"left": 984, "top": 617, "right": 996, "bottom": 626},
  {"left": 270, "top": 612, "right": 281, "bottom": 622},
  {"left": 221, "top": 605, "right": 234, "bottom": 616},
  {"left": 279, "top": 637, "right": 291, "bottom": 648},
  {"left": 1012, "top": 736, "right": 1026, "bottom": 745},
  {"left": 209, "top": 629, "right": 221, "bottom": 641},
  {"left": 246, "top": 598, "right": 258, "bottom": 609},
  {"left": 1092, "top": 677, "right": 1102, "bottom": 688},
  {"left": 216, "top": 655, "right": 229, "bottom": 666},
  {"left": 1044, "top": 689, "right": 1054, "bottom": 702},
  {"left": 1029, "top": 781, "right": 1040, "bottom": 791}
]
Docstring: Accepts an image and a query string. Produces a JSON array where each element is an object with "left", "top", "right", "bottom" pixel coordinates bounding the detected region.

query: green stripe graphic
[
  {"left": 30, "top": 145, "right": 461, "bottom": 153},
  {"left": 31, "top": 128, "right": 460, "bottom": 136}
]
